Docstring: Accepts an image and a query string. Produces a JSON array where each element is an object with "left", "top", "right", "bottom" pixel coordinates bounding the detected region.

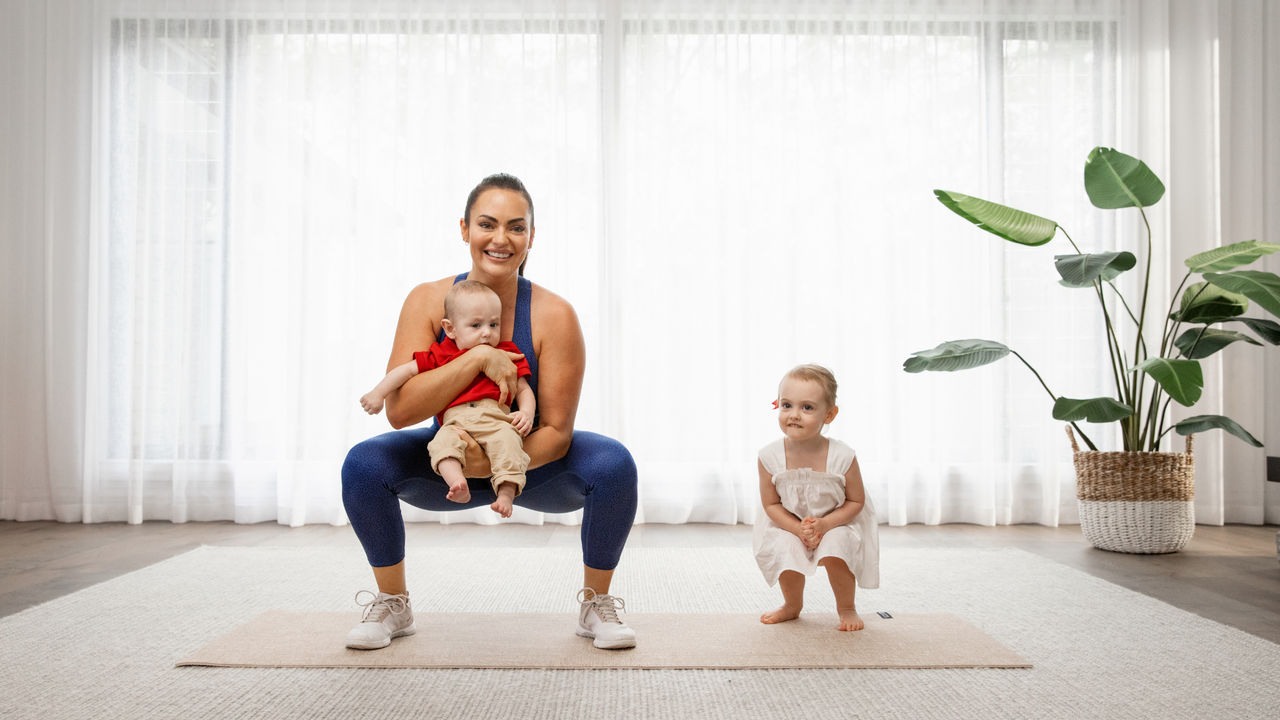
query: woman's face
[{"left": 461, "top": 188, "right": 534, "bottom": 279}]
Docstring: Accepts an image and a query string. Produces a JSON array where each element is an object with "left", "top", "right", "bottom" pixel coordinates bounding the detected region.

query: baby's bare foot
[
  {"left": 760, "top": 604, "right": 802, "bottom": 625},
  {"left": 446, "top": 483, "right": 470, "bottom": 504},
  {"left": 490, "top": 497, "right": 513, "bottom": 518},
  {"left": 837, "top": 610, "right": 864, "bottom": 631}
]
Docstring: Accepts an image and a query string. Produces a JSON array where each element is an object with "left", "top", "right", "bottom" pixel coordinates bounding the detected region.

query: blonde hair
[
  {"left": 443, "top": 280, "right": 499, "bottom": 321},
  {"left": 781, "top": 364, "right": 838, "bottom": 407}
]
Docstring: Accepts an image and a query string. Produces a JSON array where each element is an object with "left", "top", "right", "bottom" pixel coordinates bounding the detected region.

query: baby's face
[
  {"left": 776, "top": 377, "right": 836, "bottom": 443},
  {"left": 445, "top": 292, "right": 503, "bottom": 350}
]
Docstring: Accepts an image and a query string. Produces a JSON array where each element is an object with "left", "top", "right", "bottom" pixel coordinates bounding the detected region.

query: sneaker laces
[
  {"left": 577, "top": 588, "right": 626, "bottom": 625},
  {"left": 355, "top": 590, "right": 410, "bottom": 624}
]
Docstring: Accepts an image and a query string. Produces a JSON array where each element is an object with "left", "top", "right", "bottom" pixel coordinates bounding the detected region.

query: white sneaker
[
  {"left": 576, "top": 587, "right": 637, "bottom": 649},
  {"left": 345, "top": 590, "right": 415, "bottom": 650}
]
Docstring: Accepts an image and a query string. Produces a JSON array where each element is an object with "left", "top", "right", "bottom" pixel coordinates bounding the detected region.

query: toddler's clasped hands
[{"left": 799, "top": 516, "right": 825, "bottom": 550}]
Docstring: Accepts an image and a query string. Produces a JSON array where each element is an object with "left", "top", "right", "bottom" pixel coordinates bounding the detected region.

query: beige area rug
[
  {"left": 4, "top": 546, "right": 1279, "bottom": 720},
  {"left": 178, "top": 610, "right": 1030, "bottom": 669}
]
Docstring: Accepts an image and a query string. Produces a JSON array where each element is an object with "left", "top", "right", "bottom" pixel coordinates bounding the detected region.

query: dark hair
[{"left": 464, "top": 173, "right": 535, "bottom": 277}]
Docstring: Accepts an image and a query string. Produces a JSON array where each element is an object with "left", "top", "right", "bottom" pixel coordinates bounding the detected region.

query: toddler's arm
[
  {"left": 759, "top": 460, "right": 810, "bottom": 541},
  {"left": 360, "top": 360, "right": 419, "bottom": 415},
  {"left": 811, "top": 457, "right": 867, "bottom": 535},
  {"left": 509, "top": 377, "right": 536, "bottom": 436}
]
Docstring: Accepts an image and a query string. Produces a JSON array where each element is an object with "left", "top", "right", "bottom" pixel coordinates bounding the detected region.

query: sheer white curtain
[
  {"left": 4, "top": 0, "right": 1277, "bottom": 527},
  {"left": 87, "top": 0, "right": 605, "bottom": 526},
  {"left": 614, "top": 0, "right": 1121, "bottom": 525}
]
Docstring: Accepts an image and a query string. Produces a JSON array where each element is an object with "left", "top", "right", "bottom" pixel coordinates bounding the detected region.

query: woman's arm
[
  {"left": 518, "top": 290, "right": 583, "bottom": 469},
  {"left": 760, "top": 460, "right": 806, "bottom": 538},
  {"left": 383, "top": 281, "right": 523, "bottom": 429},
  {"left": 813, "top": 457, "right": 866, "bottom": 534}
]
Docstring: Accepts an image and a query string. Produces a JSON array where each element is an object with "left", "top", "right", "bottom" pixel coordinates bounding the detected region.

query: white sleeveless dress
[{"left": 753, "top": 437, "right": 880, "bottom": 589}]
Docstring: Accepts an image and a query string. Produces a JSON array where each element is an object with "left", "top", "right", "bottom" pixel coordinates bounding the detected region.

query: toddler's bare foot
[
  {"left": 760, "top": 604, "right": 802, "bottom": 625},
  {"left": 490, "top": 496, "right": 513, "bottom": 518},
  {"left": 837, "top": 610, "right": 864, "bottom": 631},
  {"left": 446, "top": 482, "right": 470, "bottom": 504}
]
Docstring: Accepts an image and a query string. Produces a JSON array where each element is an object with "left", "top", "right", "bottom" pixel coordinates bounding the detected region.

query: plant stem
[
  {"left": 1135, "top": 207, "right": 1153, "bottom": 357},
  {"left": 1146, "top": 274, "right": 1207, "bottom": 451},
  {"left": 1095, "top": 281, "right": 1128, "bottom": 412},
  {"left": 1145, "top": 386, "right": 1164, "bottom": 451},
  {"left": 1059, "top": 227, "right": 1083, "bottom": 254},
  {"left": 1161, "top": 273, "right": 1200, "bottom": 357},
  {"left": 1106, "top": 279, "right": 1144, "bottom": 337},
  {"left": 1186, "top": 325, "right": 1210, "bottom": 356},
  {"left": 1155, "top": 395, "right": 1176, "bottom": 446},
  {"left": 1129, "top": 207, "right": 1155, "bottom": 451},
  {"left": 1009, "top": 349, "right": 1097, "bottom": 451},
  {"left": 1147, "top": 324, "right": 1209, "bottom": 450},
  {"left": 1160, "top": 272, "right": 1193, "bottom": 354},
  {"left": 1062, "top": 226, "right": 1132, "bottom": 448}
]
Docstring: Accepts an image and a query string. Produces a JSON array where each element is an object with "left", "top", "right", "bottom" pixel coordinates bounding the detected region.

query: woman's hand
[
  {"left": 471, "top": 344, "right": 525, "bottom": 405},
  {"left": 456, "top": 428, "right": 493, "bottom": 478}
]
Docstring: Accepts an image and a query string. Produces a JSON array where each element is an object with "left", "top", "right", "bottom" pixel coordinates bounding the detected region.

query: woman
[{"left": 341, "top": 174, "right": 638, "bottom": 651}]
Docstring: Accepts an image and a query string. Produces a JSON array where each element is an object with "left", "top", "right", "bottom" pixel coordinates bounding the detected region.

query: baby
[
  {"left": 754, "top": 364, "right": 880, "bottom": 631},
  {"left": 360, "top": 280, "right": 535, "bottom": 518}
]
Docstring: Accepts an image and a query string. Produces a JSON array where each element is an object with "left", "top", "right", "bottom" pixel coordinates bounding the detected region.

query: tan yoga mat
[{"left": 177, "top": 611, "right": 1030, "bottom": 669}]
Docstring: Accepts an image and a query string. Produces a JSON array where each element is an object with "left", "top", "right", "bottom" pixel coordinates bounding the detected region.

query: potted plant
[{"left": 904, "top": 147, "right": 1280, "bottom": 553}]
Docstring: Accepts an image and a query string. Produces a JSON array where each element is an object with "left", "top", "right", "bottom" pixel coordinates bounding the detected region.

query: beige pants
[{"left": 427, "top": 398, "right": 529, "bottom": 496}]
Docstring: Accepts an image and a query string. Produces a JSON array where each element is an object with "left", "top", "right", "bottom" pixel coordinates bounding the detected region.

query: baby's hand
[
  {"left": 359, "top": 391, "right": 385, "bottom": 415},
  {"left": 509, "top": 410, "right": 533, "bottom": 437}
]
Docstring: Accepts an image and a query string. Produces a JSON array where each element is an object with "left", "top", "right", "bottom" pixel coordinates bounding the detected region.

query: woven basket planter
[{"left": 1067, "top": 426, "right": 1195, "bottom": 554}]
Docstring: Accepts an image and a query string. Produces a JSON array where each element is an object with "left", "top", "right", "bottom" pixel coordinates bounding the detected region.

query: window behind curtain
[{"left": 94, "top": 2, "right": 1121, "bottom": 526}]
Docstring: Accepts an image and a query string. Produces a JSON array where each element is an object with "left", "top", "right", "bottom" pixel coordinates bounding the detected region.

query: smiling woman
[{"left": 339, "top": 174, "right": 641, "bottom": 652}]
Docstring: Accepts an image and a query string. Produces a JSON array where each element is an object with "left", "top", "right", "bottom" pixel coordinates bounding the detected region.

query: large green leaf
[
  {"left": 1174, "top": 415, "right": 1263, "bottom": 447},
  {"left": 1173, "top": 328, "right": 1262, "bottom": 359},
  {"left": 1128, "top": 358, "right": 1203, "bottom": 406},
  {"left": 1185, "top": 240, "right": 1280, "bottom": 273},
  {"left": 903, "top": 339, "right": 1011, "bottom": 373},
  {"left": 1230, "top": 317, "right": 1280, "bottom": 344},
  {"left": 1083, "top": 147, "right": 1166, "bottom": 209},
  {"left": 1052, "top": 397, "right": 1134, "bottom": 423},
  {"left": 1054, "top": 251, "right": 1137, "bottom": 287},
  {"left": 1172, "top": 282, "right": 1249, "bottom": 323},
  {"left": 934, "top": 191, "right": 1058, "bottom": 246},
  {"left": 1203, "top": 270, "right": 1280, "bottom": 318}
]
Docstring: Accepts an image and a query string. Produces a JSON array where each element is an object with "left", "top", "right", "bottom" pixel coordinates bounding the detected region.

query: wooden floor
[{"left": 2, "top": 520, "right": 1278, "bottom": 644}]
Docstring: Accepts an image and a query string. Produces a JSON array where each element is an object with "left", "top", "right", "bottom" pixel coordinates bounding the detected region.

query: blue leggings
[{"left": 342, "top": 426, "right": 638, "bottom": 569}]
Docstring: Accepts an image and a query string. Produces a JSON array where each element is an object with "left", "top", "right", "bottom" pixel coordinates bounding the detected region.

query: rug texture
[
  {"left": 178, "top": 610, "right": 1030, "bottom": 669},
  {"left": 1, "top": 545, "right": 1278, "bottom": 720}
]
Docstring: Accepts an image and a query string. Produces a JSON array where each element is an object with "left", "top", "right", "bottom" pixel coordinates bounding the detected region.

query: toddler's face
[
  {"left": 776, "top": 377, "right": 836, "bottom": 443},
  {"left": 445, "top": 293, "right": 503, "bottom": 350}
]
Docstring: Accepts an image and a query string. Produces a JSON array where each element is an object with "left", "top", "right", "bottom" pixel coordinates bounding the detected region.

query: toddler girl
[{"left": 754, "top": 364, "right": 879, "bottom": 631}]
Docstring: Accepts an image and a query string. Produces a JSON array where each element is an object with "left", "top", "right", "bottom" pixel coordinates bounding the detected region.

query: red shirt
[{"left": 415, "top": 337, "right": 532, "bottom": 427}]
